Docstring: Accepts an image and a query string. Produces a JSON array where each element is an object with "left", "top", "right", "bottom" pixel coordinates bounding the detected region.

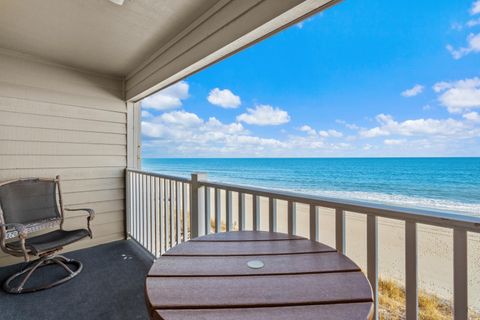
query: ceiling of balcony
[{"left": 0, "top": 0, "right": 218, "bottom": 76}]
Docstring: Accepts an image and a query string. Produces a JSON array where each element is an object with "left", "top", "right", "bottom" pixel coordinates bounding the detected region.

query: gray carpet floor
[{"left": 0, "top": 240, "right": 152, "bottom": 320}]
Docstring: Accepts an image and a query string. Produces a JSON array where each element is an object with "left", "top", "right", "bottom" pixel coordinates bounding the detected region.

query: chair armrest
[
  {"left": 65, "top": 208, "right": 95, "bottom": 220},
  {"left": 0, "top": 222, "right": 30, "bottom": 261},
  {"left": 0, "top": 222, "right": 28, "bottom": 238},
  {"left": 64, "top": 208, "right": 95, "bottom": 238}
]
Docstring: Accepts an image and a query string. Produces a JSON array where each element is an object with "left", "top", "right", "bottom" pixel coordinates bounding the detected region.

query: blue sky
[{"left": 141, "top": 0, "right": 480, "bottom": 157}]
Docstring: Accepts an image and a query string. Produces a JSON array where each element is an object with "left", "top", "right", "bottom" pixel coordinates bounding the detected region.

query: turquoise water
[{"left": 142, "top": 158, "right": 480, "bottom": 216}]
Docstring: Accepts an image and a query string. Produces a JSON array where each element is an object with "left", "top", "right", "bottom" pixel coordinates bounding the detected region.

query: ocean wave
[{"left": 296, "top": 189, "right": 480, "bottom": 216}]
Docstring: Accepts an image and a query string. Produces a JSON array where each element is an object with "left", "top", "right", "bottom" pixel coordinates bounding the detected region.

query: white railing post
[
  {"left": 158, "top": 178, "right": 167, "bottom": 255},
  {"left": 205, "top": 187, "right": 211, "bottom": 234},
  {"left": 176, "top": 181, "right": 181, "bottom": 244},
  {"left": 453, "top": 228, "right": 468, "bottom": 320},
  {"left": 190, "top": 173, "right": 207, "bottom": 239},
  {"left": 125, "top": 170, "right": 131, "bottom": 239},
  {"left": 182, "top": 182, "right": 188, "bottom": 241}
]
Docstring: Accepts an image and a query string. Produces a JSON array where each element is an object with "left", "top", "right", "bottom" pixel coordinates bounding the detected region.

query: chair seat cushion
[{"left": 6, "top": 229, "right": 90, "bottom": 255}]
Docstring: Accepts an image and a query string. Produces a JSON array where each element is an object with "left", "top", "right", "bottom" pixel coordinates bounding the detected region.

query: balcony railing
[{"left": 125, "top": 168, "right": 480, "bottom": 320}]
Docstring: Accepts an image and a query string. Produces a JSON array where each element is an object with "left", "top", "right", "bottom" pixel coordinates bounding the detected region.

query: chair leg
[{"left": 3, "top": 254, "right": 83, "bottom": 294}]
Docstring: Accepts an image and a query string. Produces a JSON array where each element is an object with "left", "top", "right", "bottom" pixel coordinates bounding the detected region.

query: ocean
[{"left": 142, "top": 157, "right": 480, "bottom": 216}]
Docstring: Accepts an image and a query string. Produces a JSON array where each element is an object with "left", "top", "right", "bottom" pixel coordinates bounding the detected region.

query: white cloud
[
  {"left": 447, "top": 33, "right": 480, "bottom": 59},
  {"left": 433, "top": 77, "right": 480, "bottom": 113},
  {"left": 299, "top": 125, "right": 316, "bottom": 135},
  {"left": 467, "top": 18, "right": 480, "bottom": 27},
  {"left": 318, "top": 129, "right": 343, "bottom": 138},
  {"left": 359, "top": 114, "right": 476, "bottom": 138},
  {"left": 384, "top": 139, "right": 406, "bottom": 145},
  {"left": 471, "top": 0, "right": 480, "bottom": 15},
  {"left": 141, "top": 110, "right": 153, "bottom": 118},
  {"left": 463, "top": 111, "right": 480, "bottom": 122},
  {"left": 142, "top": 111, "right": 245, "bottom": 139},
  {"left": 207, "top": 88, "right": 241, "bottom": 109},
  {"left": 237, "top": 105, "right": 290, "bottom": 125},
  {"left": 363, "top": 144, "right": 373, "bottom": 151},
  {"left": 141, "top": 81, "right": 189, "bottom": 111},
  {"left": 300, "top": 125, "right": 343, "bottom": 138},
  {"left": 141, "top": 110, "right": 296, "bottom": 156},
  {"left": 451, "top": 22, "right": 464, "bottom": 31},
  {"left": 401, "top": 84, "right": 424, "bottom": 97},
  {"left": 336, "top": 119, "right": 360, "bottom": 130},
  {"left": 158, "top": 110, "right": 202, "bottom": 127},
  {"left": 141, "top": 110, "right": 480, "bottom": 157},
  {"left": 142, "top": 110, "right": 358, "bottom": 157}
]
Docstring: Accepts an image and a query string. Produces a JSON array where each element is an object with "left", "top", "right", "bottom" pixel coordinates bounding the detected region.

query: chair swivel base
[{"left": 3, "top": 254, "right": 83, "bottom": 294}]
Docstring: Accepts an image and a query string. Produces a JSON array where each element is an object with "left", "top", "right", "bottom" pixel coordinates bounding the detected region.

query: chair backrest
[{"left": 0, "top": 178, "right": 61, "bottom": 225}]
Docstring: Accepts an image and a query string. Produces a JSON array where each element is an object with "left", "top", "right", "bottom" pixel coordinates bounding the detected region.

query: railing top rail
[
  {"left": 127, "top": 168, "right": 191, "bottom": 183},
  {"left": 127, "top": 168, "right": 480, "bottom": 233},
  {"left": 198, "top": 180, "right": 480, "bottom": 233}
]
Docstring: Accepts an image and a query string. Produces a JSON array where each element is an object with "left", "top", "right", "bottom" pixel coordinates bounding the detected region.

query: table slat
[
  {"left": 148, "top": 252, "right": 360, "bottom": 276},
  {"left": 163, "top": 239, "right": 334, "bottom": 256},
  {"left": 154, "top": 303, "right": 373, "bottom": 320},
  {"left": 147, "top": 272, "right": 373, "bottom": 309},
  {"left": 191, "top": 230, "right": 302, "bottom": 241}
]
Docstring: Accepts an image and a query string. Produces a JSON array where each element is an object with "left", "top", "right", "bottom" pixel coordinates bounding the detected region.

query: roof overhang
[{"left": 0, "top": 0, "right": 340, "bottom": 101}]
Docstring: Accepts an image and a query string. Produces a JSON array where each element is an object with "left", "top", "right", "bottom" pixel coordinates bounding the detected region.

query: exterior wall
[{"left": 0, "top": 51, "right": 127, "bottom": 266}]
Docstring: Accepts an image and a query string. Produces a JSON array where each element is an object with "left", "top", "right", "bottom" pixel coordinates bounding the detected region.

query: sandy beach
[{"left": 218, "top": 195, "right": 480, "bottom": 311}]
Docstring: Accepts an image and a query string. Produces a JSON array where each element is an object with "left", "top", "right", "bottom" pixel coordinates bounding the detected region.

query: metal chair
[{"left": 0, "top": 176, "right": 94, "bottom": 293}]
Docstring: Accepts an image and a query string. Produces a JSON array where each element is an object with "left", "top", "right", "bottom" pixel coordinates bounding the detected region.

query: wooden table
[{"left": 146, "top": 231, "right": 374, "bottom": 320}]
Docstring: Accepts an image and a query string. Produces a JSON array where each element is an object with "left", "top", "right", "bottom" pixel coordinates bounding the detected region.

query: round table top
[{"left": 146, "top": 231, "right": 373, "bottom": 320}]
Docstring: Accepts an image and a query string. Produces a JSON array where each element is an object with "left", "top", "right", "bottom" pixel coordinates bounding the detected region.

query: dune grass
[{"left": 379, "top": 278, "right": 480, "bottom": 320}]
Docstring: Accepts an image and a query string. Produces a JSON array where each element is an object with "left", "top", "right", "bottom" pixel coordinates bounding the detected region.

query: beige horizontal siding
[
  {"left": 0, "top": 80, "right": 126, "bottom": 112},
  {"left": 0, "top": 126, "right": 125, "bottom": 145},
  {"left": 0, "top": 155, "right": 125, "bottom": 169},
  {"left": 61, "top": 178, "right": 125, "bottom": 193},
  {"left": 0, "top": 141, "right": 126, "bottom": 156},
  {"left": 0, "top": 167, "right": 125, "bottom": 181},
  {"left": 63, "top": 189, "right": 125, "bottom": 206},
  {"left": 0, "top": 50, "right": 123, "bottom": 100},
  {"left": 67, "top": 200, "right": 125, "bottom": 217},
  {"left": 0, "top": 52, "right": 127, "bottom": 266},
  {"left": 0, "top": 96, "right": 126, "bottom": 123},
  {"left": 0, "top": 110, "right": 126, "bottom": 134}
]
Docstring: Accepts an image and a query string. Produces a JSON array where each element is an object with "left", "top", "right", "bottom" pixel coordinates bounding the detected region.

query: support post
[
  {"left": 453, "top": 228, "right": 468, "bottom": 320},
  {"left": 405, "top": 221, "right": 418, "bottom": 320},
  {"left": 367, "top": 214, "right": 378, "bottom": 320},
  {"left": 335, "top": 208, "right": 345, "bottom": 254}
]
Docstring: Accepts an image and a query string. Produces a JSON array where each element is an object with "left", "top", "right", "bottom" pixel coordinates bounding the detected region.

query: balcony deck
[{"left": 0, "top": 240, "right": 152, "bottom": 320}]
